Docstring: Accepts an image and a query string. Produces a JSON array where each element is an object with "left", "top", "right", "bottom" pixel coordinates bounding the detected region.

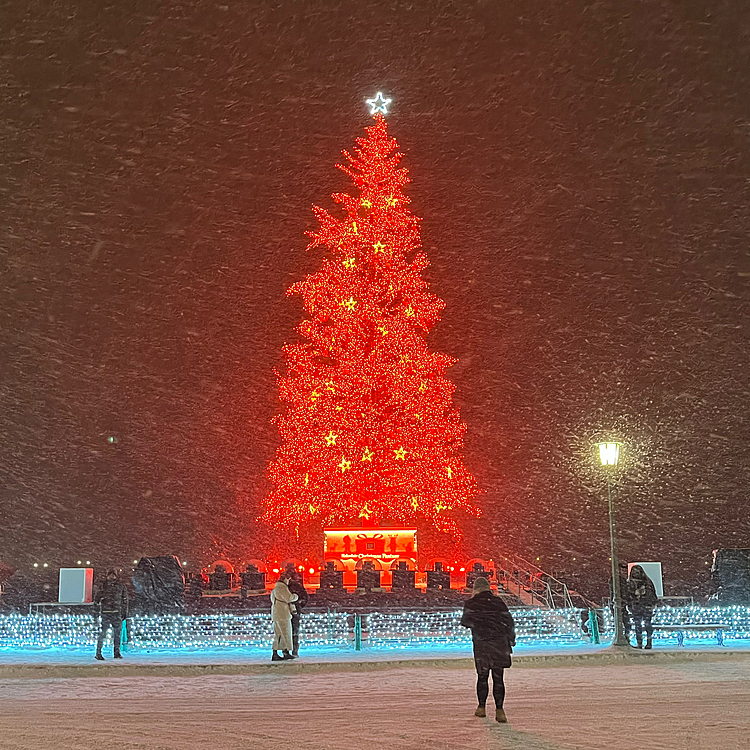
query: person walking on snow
[
  {"left": 94, "top": 568, "right": 128, "bottom": 660},
  {"left": 461, "top": 577, "right": 515, "bottom": 723},
  {"left": 270, "top": 572, "right": 298, "bottom": 661},
  {"left": 628, "top": 565, "right": 658, "bottom": 649},
  {"left": 285, "top": 564, "right": 309, "bottom": 658}
]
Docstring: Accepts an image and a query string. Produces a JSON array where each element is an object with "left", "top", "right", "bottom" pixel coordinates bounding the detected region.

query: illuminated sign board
[{"left": 324, "top": 528, "right": 417, "bottom": 561}]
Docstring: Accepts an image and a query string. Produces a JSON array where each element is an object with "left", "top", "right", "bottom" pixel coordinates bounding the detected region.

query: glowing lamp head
[{"left": 598, "top": 442, "right": 621, "bottom": 467}]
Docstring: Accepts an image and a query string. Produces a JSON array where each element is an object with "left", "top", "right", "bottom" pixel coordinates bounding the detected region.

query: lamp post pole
[
  {"left": 598, "top": 441, "right": 629, "bottom": 648},
  {"left": 607, "top": 474, "right": 628, "bottom": 647}
]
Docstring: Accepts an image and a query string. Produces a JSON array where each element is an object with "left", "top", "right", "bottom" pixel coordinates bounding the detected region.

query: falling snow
[{"left": 0, "top": 1, "right": 748, "bottom": 595}]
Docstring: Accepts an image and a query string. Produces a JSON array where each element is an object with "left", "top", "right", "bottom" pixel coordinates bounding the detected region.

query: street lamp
[{"left": 597, "top": 441, "right": 629, "bottom": 647}]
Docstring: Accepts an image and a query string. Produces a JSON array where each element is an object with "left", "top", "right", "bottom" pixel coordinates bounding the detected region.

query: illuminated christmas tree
[{"left": 261, "top": 96, "right": 480, "bottom": 541}]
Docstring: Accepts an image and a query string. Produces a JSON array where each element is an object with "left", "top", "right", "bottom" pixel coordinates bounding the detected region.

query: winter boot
[
  {"left": 282, "top": 650, "right": 296, "bottom": 660},
  {"left": 114, "top": 652, "right": 123, "bottom": 659},
  {"left": 635, "top": 634, "right": 643, "bottom": 649},
  {"left": 474, "top": 705, "right": 486, "bottom": 717},
  {"left": 645, "top": 636, "right": 653, "bottom": 650},
  {"left": 271, "top": 651, "right": 283, "bottom": 662},
  {"left": 496, "top": 708, "right": 508, "bottom": 723},
  {"left": 95, "top": 653, "right": 105, "bottom": 661}
]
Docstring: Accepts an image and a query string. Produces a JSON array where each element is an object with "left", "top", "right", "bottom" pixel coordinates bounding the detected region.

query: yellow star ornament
[
  {"left": 339, "top": 457, "right": 351, "bottom": 473},
  {"left": 394, "top": 446, "right": 407, "bottom": 461},
  {"left": 359, "top": 503, "right": 373, "bottom": 519},
  {"left": 325, "top": 431, "right": 338, "bottom": 447}
]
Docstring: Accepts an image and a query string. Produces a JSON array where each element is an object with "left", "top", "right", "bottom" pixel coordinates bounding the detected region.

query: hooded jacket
[
  {"left": 94, "top": 575, "right": 129, "bottom": 617},
  {"left": 461, "top": 590, "right": 516, "bottom": 668},
  {"left": 628, "top": 566, "right": 658, "bottom": 614}
]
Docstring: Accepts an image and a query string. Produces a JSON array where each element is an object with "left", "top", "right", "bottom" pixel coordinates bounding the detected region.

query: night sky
[{"left": 2, "top": 1, "right": 748, "bottom": 589}]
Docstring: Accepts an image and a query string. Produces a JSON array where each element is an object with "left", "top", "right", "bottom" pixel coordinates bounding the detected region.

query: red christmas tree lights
[{"left": 261, "top": 113, "right": 480, "bottom": 540}]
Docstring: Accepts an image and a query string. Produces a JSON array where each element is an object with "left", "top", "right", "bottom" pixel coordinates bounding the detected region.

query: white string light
[{"left": 0, "top": 606, "right": 748, "bottom": 650}]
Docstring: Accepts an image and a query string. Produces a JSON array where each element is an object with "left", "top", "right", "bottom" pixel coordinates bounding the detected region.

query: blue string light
[{"left": 1, "top": 606, "right": 748, "bottom": 650}]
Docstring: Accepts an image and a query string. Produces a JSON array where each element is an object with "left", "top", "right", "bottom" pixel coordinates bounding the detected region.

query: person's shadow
[{"left": 481, "top": 721, "right": 569, "bottom": 749}]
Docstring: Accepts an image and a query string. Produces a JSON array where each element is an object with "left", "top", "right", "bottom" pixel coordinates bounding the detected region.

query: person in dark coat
[
  {"left": 460, "top": 577, "right": 515, "bottom": 723},
  {"left": 285, "top": 565, "right": 309, "bottom": 657},
  {"left": 609, "top": 562, "right": 632, "bottom": 639},
  {"left": 94, "top": 568, "right": 129, "bottom": 660},
  {"left": 628, "top": 565, "right": 658, "bottom": 649}
]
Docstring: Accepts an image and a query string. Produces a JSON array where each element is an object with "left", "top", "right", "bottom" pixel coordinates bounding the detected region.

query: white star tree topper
[{"left": 366, "top": 91, "right": 392, "bottom": 115}]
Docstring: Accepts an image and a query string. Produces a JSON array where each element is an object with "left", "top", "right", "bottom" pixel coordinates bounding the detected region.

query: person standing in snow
[
  {"left": 460, "top": 577, "right": 515, "bottom": 723},
  {"left": 270, "top": 572, "right": 298, "bottom": 661},
  {"left": 285, "top": 564, "right": 309, "bottom": 658},
  {"left": 94, "top": 568, "right": 129, "bottom": 660},
  {"left": 609, "top": 561, "right": 632, "bottom": 640},
  {"left": 628, "top": 565, "right": 658, "bottom": 649}
]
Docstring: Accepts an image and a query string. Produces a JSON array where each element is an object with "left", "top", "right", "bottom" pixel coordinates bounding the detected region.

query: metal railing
[{"left": 494, "top": 552, "right": 574, "bottom": 609}]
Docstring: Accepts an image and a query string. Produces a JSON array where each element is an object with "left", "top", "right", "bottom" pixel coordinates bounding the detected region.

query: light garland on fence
[
  {"left": 1, "top": 606, "right": 749, "bottom": 650},
  {"left": 365, "top": 608, "right": 586, "bottom": 647},
  {"left": 0, "top": 612, "right": 349, "bottom": 649}
]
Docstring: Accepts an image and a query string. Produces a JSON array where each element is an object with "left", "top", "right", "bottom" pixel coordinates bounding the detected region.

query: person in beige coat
[{"left": 271, "top": 573, "right": 298, "bottom": 661}]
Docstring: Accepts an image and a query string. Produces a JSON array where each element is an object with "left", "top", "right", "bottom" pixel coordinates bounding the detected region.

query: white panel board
[{"left": 58, "top": 568, "right": 93, "bottom": 603}]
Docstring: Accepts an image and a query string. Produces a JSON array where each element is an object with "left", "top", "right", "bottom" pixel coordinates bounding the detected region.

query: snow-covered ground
[
  {"left": 3, "top": 637, "right": 749, "bottom": 672},
  {"left": 0, "top": 639, "right": 594, "bottom": 667},
  {"left": 0, "top": 639, "right": 750, "bottom": 678},
  {"left": 0, "top": 656, "right": 748, "bottom": 750}
]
